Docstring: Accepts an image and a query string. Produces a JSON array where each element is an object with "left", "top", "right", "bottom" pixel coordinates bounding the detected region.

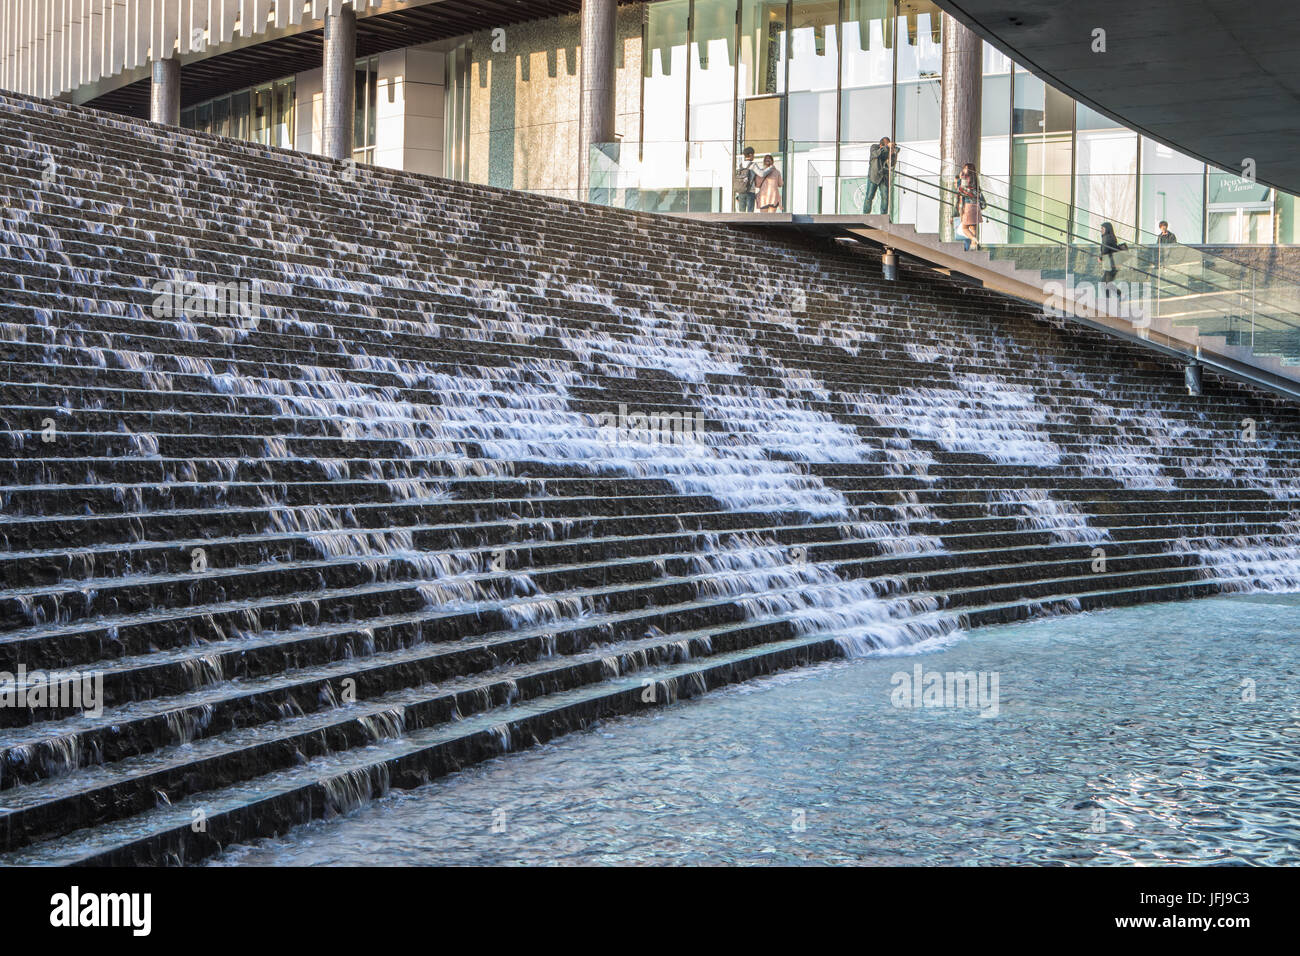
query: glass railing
[
  {"left": 869, "top": 142, "right": 1300, "bottom": 370},
  {"left": 587, "top": 140, "right": 1300, "bottom": 377},
  {"left": 588, "top": 141, "right": 732, "bottom": 213}
]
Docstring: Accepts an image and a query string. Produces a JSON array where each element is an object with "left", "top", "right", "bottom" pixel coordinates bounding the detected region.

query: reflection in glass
[
  {"left": 738, "top": 0, "right": 788, "bottom": 161},
  {"left": 788, "top": 1, "right": 839, "bottom": 213},
  {"left": 273, "top": 79, "right": 296, "bottom": 149},
  {"left": 1207, "top": 167, "right": 1274, "bottom": 243},
  {"left": 1139, "top": 138, "right": 1204, "bottom": 243},
  {"left": 691, "top": 0, "right": 740, "bottom": 210},
  {"left": 231, "top": 91, "right": 251, "bottom": 141},
  {"left": 980, "top": 66, "right": 1011, "bottom": 243},
  {"left": 644, "top": 0, "right": 690, "bottom": 147},
  {"left": 1074, "top": 105, "right": 1137, "bottom": 243},
  {"left": 839, "top": 0, "right": 894, "bottom": 214},
  {"left": 213, "top": 96, "right": 231, "bottom": 139},
  {"left": 253, "top": 85, "right": 273, "bottom": 146},
  {"left": 1011, "top": 70, "right": 1071, "bottom": 243},
  {"left": 893, "top": 1, "right": 944, "bottom": 231}
]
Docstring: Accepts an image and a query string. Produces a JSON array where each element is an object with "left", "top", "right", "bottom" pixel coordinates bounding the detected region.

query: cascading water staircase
[{"left": 0, "top": 91, "right": 1299, "bottom": 864}]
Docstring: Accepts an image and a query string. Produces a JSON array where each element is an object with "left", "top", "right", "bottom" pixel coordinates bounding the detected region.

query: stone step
[{"left": 0, "top": 87, "right": 1297, "bottom": 867}]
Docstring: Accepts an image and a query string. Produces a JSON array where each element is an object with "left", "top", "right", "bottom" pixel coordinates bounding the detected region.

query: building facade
[{"left": 4, "top": 0, "right": 1298, "bottom": 246}]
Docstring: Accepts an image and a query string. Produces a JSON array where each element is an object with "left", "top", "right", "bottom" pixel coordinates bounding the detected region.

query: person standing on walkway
[
  {"left": 1154, "top": 219, "right": 1178, "bottom": 279},
  {"left": 955, "top": 162, "right": 983, "bottom": 250},
  {"left": 734, "top": 147, "right": 760, "bottom": 213},
  {"left": 1098, "top": 221, "right": 1129, "bottom": 308},
  {"left": 863, "top": 137, "right": 897, "bottom": 215},
  {"left": 1098, "top": 221, "right": 1128, "bottom": 278},
  {"left": 757, "top": 155, "right": 784, "bottom": 214}
]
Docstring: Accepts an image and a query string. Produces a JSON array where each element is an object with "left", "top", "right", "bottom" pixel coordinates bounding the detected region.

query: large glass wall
[
  {"left": 181, "top": 78, "right": 296, "bottom": 150},
  {"left": 497, "top": 0, "right": 1300, "bottom": 243},
  {"left": 354, "top": 56, "right": 380, "bottom": 165}
]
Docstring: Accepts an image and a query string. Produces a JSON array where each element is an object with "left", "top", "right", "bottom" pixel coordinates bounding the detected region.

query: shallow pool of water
[{"left": 212, "top": 594, "right": 1300, "bottom": 865}]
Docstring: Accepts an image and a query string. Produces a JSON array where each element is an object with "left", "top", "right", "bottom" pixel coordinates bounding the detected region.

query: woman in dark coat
[{"left": 1097, "top": 222, "right": 1129, "bottom": 307}]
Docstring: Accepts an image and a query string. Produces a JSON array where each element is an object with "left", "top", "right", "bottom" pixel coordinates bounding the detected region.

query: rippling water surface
[{"left": 212, "top": 595, "right": 1300, "bottom": 865}]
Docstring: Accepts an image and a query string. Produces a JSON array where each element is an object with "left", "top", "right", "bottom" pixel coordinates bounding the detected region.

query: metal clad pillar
[
  {"left": 321, "top": 2, "right": 356, "bottom": 160},
  {"left": 151, "top": 55, "right": 180, "bottom": 124},
  {"left": 578, "top": 0, "right": 617, "bottom": 200},
  {"left": 939, "top": 13, "right": 982, "bottom": 242}
]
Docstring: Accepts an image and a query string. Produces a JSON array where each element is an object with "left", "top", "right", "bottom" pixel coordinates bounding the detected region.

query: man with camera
[{"left": 863, "top": 137, "right": 899, "bottom": 215}]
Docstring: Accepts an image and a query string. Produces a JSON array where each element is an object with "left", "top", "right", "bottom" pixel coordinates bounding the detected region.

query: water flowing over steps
[{"left": 0, "top": 90, "right": 1299, "bottom": 864}]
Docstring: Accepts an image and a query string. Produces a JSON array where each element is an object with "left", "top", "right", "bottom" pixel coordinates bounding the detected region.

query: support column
[
  {"left": 150, "top": 57, "right": 181, "bottom": 126},
  {"left": 322, "top": 5, "right": 357, "bottom": 161},
  {"left": 578, "top": 0, "right": 617, "bottom": 201},
  {"left": 939, "top": 14, "right": 982, "bottom": 242}
]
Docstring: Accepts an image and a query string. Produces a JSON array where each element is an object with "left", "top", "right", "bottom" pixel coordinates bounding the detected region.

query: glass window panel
[
  {"left": 980, "top": 69, "right": 1012, "bottom": 243},
  {"left": 787, "top": 1, "right": 839, "bottom": 97},
  {"left": 895, "top": 0, "right": 943, "bottom": 84},
  {"left": 367, "top": 60, "right": 378, "bottom": 148},
  {"left": 690, "top": 0, "right": 738, "bottom": 209},
  {"left": 840, "top": 0, "right": 893, "bottom": 142},
  {"left": 253, "top": 85, "right": 273, "bottom": 146},
  {"left": 785, "top": 2, "right": 839, "bottom": 213},
  {"left": 1277, "top": 191, "right": 1300, "bottom": 245},
  {"left": 354, "top": 60, "right": 370, "bottom": 151},
  {"left": 1011, "top": 68, "right": 1072, "bottom": 244},
  {"left": 894, "top": 1, "right": 943, "bottom": 150},
  {"left": 196, "top": 102, "right": 212, "bottom": 134},
  {"left": 644, "top": 0, "right": 690, "bottom": 146},
  {"left": 1139, "top": 138, "right": 1204, "bottom": 244},
  {"left": 1207, "top": 165, "right": 1274, "bottom": 244},
  {"left": 1075, "top": 121, "right": 1138, "bottom": 244},
  {"left": 1012, "top": 71, "right": 1072, "bottom": 135},
  {"left": 890, "top": 2, "right": 944, "bottom": 229},
  {"left": 981, "top": 73, "right": 1010, "bottom": 138},
  {"left": 1076, "top": 102, "right": 1121, "bottom": 131},
  {"left": 273, "top": 79, "right": 295, "bottom": 148},
  {"left": 894, "top": 75, "right": 940, "bottom": 144},
  {"left": 839, "top": 0, "right": 893, "bottom": 213},
  {"left": 231, "top": 91, "right": 251, "bottom": 141},
  {"left": 738, "top": 0, "right": 787, "bottom": 157},
  {"left": 983, "top": 39, "right": 1011, "bottom": 75},
  {"left": 1011, "top": 134, "right": 1072, "bottom": 244},
  {"left": 212, "top": 96, "right": 231, "bottom": 138}
]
